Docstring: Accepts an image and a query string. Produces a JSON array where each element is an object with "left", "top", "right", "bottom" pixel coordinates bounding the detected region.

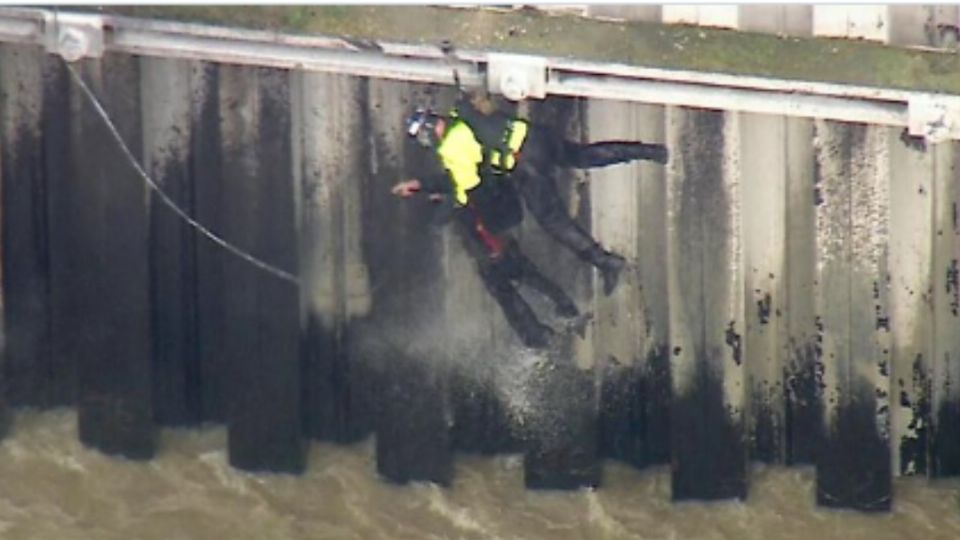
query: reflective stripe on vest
[
  {"left": 489, "top": 120, "right": 528, "bottom": 172},
  {"left": 436, "top": 120, "right": 484, "bottom": 205}
]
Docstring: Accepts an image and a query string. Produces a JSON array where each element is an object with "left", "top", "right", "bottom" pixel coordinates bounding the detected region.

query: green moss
[{"left": 104, "top": 5, "right": 960, "bottom": 94}]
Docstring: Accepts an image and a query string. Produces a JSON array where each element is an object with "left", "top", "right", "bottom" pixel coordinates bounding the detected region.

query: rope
[{"left": 64, "top": 61, "right": 301, "bottom": 287}]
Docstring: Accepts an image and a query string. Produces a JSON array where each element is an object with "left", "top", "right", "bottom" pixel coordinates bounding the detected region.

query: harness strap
[
  {"left": 467, "top": 204, "right": 504, "bottom": 259},
  {"left": 497, "top": 121, "right": 515, "bottom": 170},
  {"left": 490, "top": 119, "right": 528, "bottom": 173}
]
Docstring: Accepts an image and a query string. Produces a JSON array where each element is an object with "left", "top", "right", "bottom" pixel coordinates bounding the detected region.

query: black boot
[
  {"left": 554, "top": 298, "right": 580, "bottom": 318},
  {"left": 583, "top": 246, "right": 626, "bottom": 296},
  {"left": 600, "top": 253, "right": 626, "bottom": 296},
  {"left": 523, "top": 322, "right": 556, "bottom": 349}
]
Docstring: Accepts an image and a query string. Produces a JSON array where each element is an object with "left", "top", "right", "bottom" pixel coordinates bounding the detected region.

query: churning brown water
[{"left": 1, "top": 410, "right": 959, "bottom": 540}]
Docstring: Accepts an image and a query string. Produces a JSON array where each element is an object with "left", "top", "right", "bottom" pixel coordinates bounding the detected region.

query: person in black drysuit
[{"left": 392, "top": 94, "right": 668, "bottom": 348}]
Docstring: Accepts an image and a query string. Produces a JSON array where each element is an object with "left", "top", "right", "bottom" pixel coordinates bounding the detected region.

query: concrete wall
[
  {"left": 587, "top": 4, "right": 960, "bottom": 48},
  {"left": 2, "top": 43, "right": 960, "bottom": 511}
]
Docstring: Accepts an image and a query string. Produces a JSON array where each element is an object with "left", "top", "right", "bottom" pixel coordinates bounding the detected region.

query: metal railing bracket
[
  {"left": 907, "top": 95, "right": 960, "bottom": 143},
  {"left": 487, "top": 53, "right": 547, "bottom": 101},
  {"left": 45, "top": 12, "right": 104, "bottom": 62}
]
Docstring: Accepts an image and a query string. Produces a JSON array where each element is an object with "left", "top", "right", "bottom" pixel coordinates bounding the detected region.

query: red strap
[{"left": 467, "top": 204, "right": 504, "bottom": 259}]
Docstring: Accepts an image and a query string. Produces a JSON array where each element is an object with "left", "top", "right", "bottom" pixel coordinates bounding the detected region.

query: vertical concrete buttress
[
  {"left": 588, "top": 98, "right": 644, "bottom": 468},
  {"left": 667, "top": 107, "right": 747, "bottom": 500},
  {"left": 0, "top": 45, "right": 51, "bottom": 410},
  {"left": 931, "top": 141, "right": 960, "bottom": 476},
  {"left": 632, "top": 103, "right": 672, "bottom": 467},
  {"left": 587, "top": 99, "right": 670, "bottom": 467},
  {"left": 296, "top": 71, "right": 374, "bottom": 443},
  {"left": 814, "top": 121, "right": 892, "bottom": 511},
  {"left": 190, "top": 60, "right": 230, "bottom": 423},
  {"left": 140, "top": 56, "right": 202, "bottom": 426},
  {"left": 0, "top": 61, "right": 4, "bottom": 435},
  {"left": 521, "top": 98, "right": 599, "bottom": 490},
  {"left": 218, "top": 64, "right": 264, "bottom": 466},
  {"left": 782, "top": 118, "right": 820, "bottom": 465},
  {"left": 887, "top": 128, "right": 934, "bottom": 477},
  {"left": 1, "top": 48, "right": 77, "bottom": 410},
  {"left": 734, "top": 0, "right": 818, "bottom": 469},
  {"left": 740, "top": 112, "right": 787, "bottom": 463},
  {"left": 39, "top": 54, "right": 75, "bottom": 408},
  {"left": 439, "top": 97, "right": 519, "bottom": 457},
  {"left": 69, "top": 54, "right": 155, "bottom": 459},
  {"left": 218, "top": 65, "right": 305, "bottom": 473},
  {"left": 364, "top": 79, "right": 453, "bottom": 486}
]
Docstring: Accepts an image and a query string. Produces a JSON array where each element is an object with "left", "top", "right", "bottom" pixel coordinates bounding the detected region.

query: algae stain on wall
[{"left": 107, "top": 5, "right": 960, "bottom": 94}]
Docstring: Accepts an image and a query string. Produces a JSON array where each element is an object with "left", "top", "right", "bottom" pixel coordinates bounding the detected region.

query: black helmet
[{"left": 406, "top": 108, "right": 442, "bottom": 148}]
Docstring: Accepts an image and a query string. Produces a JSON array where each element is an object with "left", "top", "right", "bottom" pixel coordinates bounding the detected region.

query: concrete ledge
[{"left": 104, "top": 5, "right": 960, "bottom": 95}]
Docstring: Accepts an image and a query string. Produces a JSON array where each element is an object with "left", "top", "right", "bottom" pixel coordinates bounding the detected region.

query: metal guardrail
[{"left": 2, "top": 7, "right": 959, "bottom": 141}]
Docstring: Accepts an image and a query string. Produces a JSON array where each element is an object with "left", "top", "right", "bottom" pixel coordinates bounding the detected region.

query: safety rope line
[{"left": 64, "top": 61, "right": 301, "bottom": 287}]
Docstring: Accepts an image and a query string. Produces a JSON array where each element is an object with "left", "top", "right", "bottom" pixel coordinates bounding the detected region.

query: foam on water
[
  {"left": 4, "top": 380, "right": 960, "bottom": 539},
  {"left": 585, "top": 489, "right": 642, "bottom": 540},
  {"left": 424, "top": 483, "right": 492, "bottom": 536}
]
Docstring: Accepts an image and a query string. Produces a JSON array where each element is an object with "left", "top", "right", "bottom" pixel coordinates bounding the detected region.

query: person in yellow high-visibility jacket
[{"left": 392, "top": 95, "right": 668, "bottom": 348}]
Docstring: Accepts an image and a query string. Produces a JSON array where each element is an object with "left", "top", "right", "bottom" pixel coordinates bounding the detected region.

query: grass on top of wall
[{"left": 103, "top": 5, "right": 960, "bottom": 95}]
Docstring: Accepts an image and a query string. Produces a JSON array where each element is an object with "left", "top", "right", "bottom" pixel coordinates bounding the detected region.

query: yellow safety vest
[
  {"left": 436, "top": 120, "right": 483, "bottom": 205},
  {"left": 490, "top": 120, "right": 529, "bottom": 172},
  {"left": 436, "top": 117, "right": 529, "bottom": 206}
]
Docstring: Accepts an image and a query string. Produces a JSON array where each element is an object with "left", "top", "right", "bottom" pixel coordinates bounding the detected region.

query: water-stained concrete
[
  {"left": 586, "top": 99, "right": 670, "bottom": 468},
  {"left": 666, "top": 107, "right": 746, "bottom": 500},
  {"left": 0, "top": 44, "right": 54, "bottom": 408},
  {"left": 3, "top": 44, "right": 960, "bottom": 512},
  {"left": 931, "top": 140, "right": 960, "bottom": 477},
  {"left": 813, "top": 121, "right": 893, "bottom": 511},
  {"left": 141, "top": 56, "right": 203, "bottom": 427},
  {"left": 69, "top": 54, "right": 155, "bottom": 461}
]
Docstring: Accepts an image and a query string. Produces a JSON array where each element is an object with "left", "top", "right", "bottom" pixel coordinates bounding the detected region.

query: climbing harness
[{"left": 489, "top": 119, "right": 528, "bottom": 173}]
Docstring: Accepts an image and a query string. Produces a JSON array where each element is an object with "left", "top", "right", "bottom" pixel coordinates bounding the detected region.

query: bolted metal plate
[
  {"left": 486, "top": 52, "right": 547, "bottom": 101},
  {"left": 907, "top": 94, "right": 960, "bottom": 143},
  {"left": 44, "top": 12, "right": 104, "bottom": 62}
]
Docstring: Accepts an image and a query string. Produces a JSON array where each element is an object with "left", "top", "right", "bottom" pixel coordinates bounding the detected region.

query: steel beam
[{"left": 1, "top": 6, "right": 959, "bottom": 140}]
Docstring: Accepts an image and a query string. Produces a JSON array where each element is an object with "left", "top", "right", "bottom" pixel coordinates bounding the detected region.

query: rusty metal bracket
[
  {"left": 486, "top": 53, "right": 547, "bottom": 101},
  {"left": 45, "top": 12, "right": 104, "bottom": 62}
]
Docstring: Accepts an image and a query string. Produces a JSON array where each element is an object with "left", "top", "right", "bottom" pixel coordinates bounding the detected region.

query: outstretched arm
[
  {"left": 391, "top": 179, "right": 422, "bottom": 198},
  {"left": 417, "top": 173, "right": 453, "bottom": 196},
  {"left": 391, "top": 173, "right": 451, "bottom": 202}
]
